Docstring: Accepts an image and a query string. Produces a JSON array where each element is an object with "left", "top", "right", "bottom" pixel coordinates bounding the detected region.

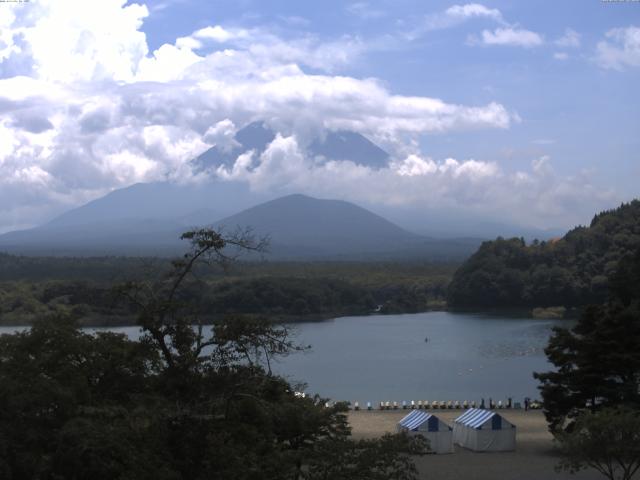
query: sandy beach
[{"left": 348, "top": 409, "right": 629, "bottom": 480}]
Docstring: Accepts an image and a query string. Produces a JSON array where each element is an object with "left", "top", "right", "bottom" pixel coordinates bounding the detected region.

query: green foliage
[
  {"left": 201, "top": 277, "right": 376, "bottom": 318},
  {"left": 0, "top": 316, "right": 160, "bottom": 479},
  {"left": 556, "top": 407, "right": 640, "bottom": 480},
  {"left": 448, "top": 200, "right": 640, "bottom": 308},
  {"left": 0, "top": 228, "right": 426, "bottom": 479},
  {"left": 0, "top": 257, "right": 457, "bottom": 326},
  {"left": 534, "top": 249, "right": 640, "bottom": 433},
  {"left": 0, "top": 253, "right": 158, "bottom": 282},
  {"left": 304, "top": 433, "right": 428, "bottom": 480}
]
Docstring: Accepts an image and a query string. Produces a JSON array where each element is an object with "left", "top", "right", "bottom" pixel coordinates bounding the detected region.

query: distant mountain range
[
  {"left": 0, "top": 122, "right": 559, "bottom": 258},
  {"left": 0, "top": 192, "right": 481, "bottom": 259}
]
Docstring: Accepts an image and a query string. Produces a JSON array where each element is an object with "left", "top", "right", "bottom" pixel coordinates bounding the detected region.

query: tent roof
[
  {"left": 454, "top": 408, "right": 507, "bottom": 429},
  {"left": 398, "top": 410, "right": 444, "bottom": 431}
]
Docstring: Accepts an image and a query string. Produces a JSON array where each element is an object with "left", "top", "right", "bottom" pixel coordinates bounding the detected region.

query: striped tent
[
  {"left": 453, "top": 408, "right": 516, "bottom": 452},
  {"left": 397, "top": 410, "right": 454, "bottom": 454}
]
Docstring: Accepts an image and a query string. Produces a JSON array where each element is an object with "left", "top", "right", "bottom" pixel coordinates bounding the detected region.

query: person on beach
[{"left": 524, "top": 397, "right": 530, "bottom": 411}]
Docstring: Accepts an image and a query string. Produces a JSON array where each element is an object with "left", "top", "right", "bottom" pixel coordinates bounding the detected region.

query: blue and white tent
[
  {"left": 397, "top": 410, "right": 453, "bottom": 454},
  {"left": 453, "top": 408, "right": 516, "bottom": 452}
]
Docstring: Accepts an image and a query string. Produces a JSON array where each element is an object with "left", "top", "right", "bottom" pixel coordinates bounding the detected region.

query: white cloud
[
  {"left": 193, "top": 25, "right": 248, "bottom": 43},
  {"left": 475, "top": 28, "right": 544, "bottom": 48},
  {"left": 414, "top": 2, "right": 504, "bottom": 37},
  {"left": 555, "top": 28, "right": 581, "bottom": 48},
  {"left": 217, "top": 137, "right": 615, "bottom": 228},
  {"left": 203, "top": 120, "right": 240, "bottom": 152},
  {"left": 553, "top": 52, "right": 569, "bottom": 61},
  {"left": 594, "top": 26, "right": 640, "bottom": 70},
  {"left": 445, "top": 3, "right": 503, "bottom": 22},
  {"left": 346, "top": 2, "right": 386, "bottom": 20},
  {"left": 0, "top": 0, "right": 586, "bottom": 233},
  {"left": 9, "top": 0, "right": 149, "bottom": 83}
]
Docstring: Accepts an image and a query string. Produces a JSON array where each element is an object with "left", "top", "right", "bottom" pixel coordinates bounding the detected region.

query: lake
[
  {"left": 275, "top": 311, "right": 565, "bottom": 405},
  {"left": 0, "top": 311, "right": 566, "bottom": 405}
]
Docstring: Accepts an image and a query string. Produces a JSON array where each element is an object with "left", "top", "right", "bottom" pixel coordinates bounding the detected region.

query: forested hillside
[{"left": 447, "top": 200, "right": 640, "bottom": 309}]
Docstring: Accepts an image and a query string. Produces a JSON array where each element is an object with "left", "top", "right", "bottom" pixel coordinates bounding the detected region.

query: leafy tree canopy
[
  {"left": 0, "top": 229, "right": 426, "bottom": 479},
  {"left": 534, "top": 248, "right": 640, "bottom": 433},
  {"left": 448, "top": 200, "right": 640, "bottom": 308},
  {"left": 556, "top": 407, "right": 640, "bottom": 480}
]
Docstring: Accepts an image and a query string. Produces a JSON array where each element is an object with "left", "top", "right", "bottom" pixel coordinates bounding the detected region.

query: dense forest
[
  {"left": 0, "top": 229, "right": 426, "bottom": 479},
  {"left": 447, "top": 200, "right": 640, "bottom": 309},
  {"left": 0, "top": 257, "right": 454, "bottom": 326},
  {"left": 534, "top": 248, "right": 640, "bottom": 480}
]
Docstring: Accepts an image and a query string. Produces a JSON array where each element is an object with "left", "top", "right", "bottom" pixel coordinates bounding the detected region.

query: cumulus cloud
[
  {"left": 0, "top": 0, "right": 602, "bottom": 233},
  {"left": 555, "top": 28, "right": 581, "bottom": 48},
  {"left": 0, "top": 0, "right": 149, "bottom": 82},
  {"left": 412, "top": 2, "right": 505, "bottom": 37},
  {"left": 203, "top": 120, "right": 240, "bottom": 152},
  {"left": 594, "top": 26, "right": 640, "bottom": 70},
  {"left": 554, "top": 52, "right": 569, "bottom": 61},
  {"left": 413, "top": 5, "right": 542, "bottom": 49},
  {"left": 472, "top": 27, "right": 544, "bottom": 48},
  {"left": 0, "top": 1, "right": 516, "bottom": 229},
  {"left": 216, "top": 136, "right": 614, "bottom": 228},
  {"left": 445, "top": 3, "right": 503, "bottom": 22}
]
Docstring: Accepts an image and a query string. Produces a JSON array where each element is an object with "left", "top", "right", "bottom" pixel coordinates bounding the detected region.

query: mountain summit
[
  {"left": 215, "top": 194, "right": 419, "bottom": 258},
  {"left": 193, "top": 122, "right": 390, "bottom": 171}
]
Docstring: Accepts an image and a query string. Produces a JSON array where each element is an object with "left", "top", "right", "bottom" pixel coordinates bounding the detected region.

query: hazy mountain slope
[
  {"left": 49, "top": 182, "right": 226, "bottom": 227},
  {"left": 0, "top": 180, "right": 268, "bottom": 255},
  {"left": 309, "top": 130, "right": 389, "bottom": 168},
  {"left": 0, "top": 192, "right": 481, "bottom": 259},
  {"left": 215, "top": 194, "right": 480, "bottom": 260},
  {"left": 216, "top": 194, "right": 417, "bottom": 251}
]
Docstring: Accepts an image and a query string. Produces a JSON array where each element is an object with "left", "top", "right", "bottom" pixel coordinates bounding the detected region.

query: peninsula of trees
[{"left": 447, "top": 200, "right": 640, "bottom": 310}]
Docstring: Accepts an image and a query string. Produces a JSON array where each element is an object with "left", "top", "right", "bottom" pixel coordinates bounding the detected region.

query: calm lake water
[{"left": 0, "top": 311, "right": 566, "bottom": 404}]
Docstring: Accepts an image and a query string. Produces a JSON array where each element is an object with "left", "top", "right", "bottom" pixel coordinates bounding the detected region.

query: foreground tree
[
  {"left": 556, "top": 407, "right": 640, "bottom": 480},
  {"left": 0, "top": 228, "right": 426, "bottom": 480},
  {"left": 534, "top": 249, "right": 640, "bottom": 432}
]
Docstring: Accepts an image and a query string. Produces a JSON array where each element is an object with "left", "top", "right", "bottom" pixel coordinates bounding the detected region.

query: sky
[{"left": 0, "top": 0, "right": 639, "bottom": 234}]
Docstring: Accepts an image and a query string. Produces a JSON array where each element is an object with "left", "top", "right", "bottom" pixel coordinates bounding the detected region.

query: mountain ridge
[{"left": 0, "top": 193, "right": 482, "bottom": 260}]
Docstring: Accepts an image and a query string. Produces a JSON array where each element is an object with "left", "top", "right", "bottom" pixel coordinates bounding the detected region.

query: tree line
[
  {"left": 0, "top": 263, "right": 453, "bottom": 326},
  {"left": 447, "top": 200, "right": 640, "bottom": 309}
]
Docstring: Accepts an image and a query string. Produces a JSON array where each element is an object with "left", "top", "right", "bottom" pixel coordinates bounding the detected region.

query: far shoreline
[{"left": 0, "top": 306, "right": 581, "bottom": 328}]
